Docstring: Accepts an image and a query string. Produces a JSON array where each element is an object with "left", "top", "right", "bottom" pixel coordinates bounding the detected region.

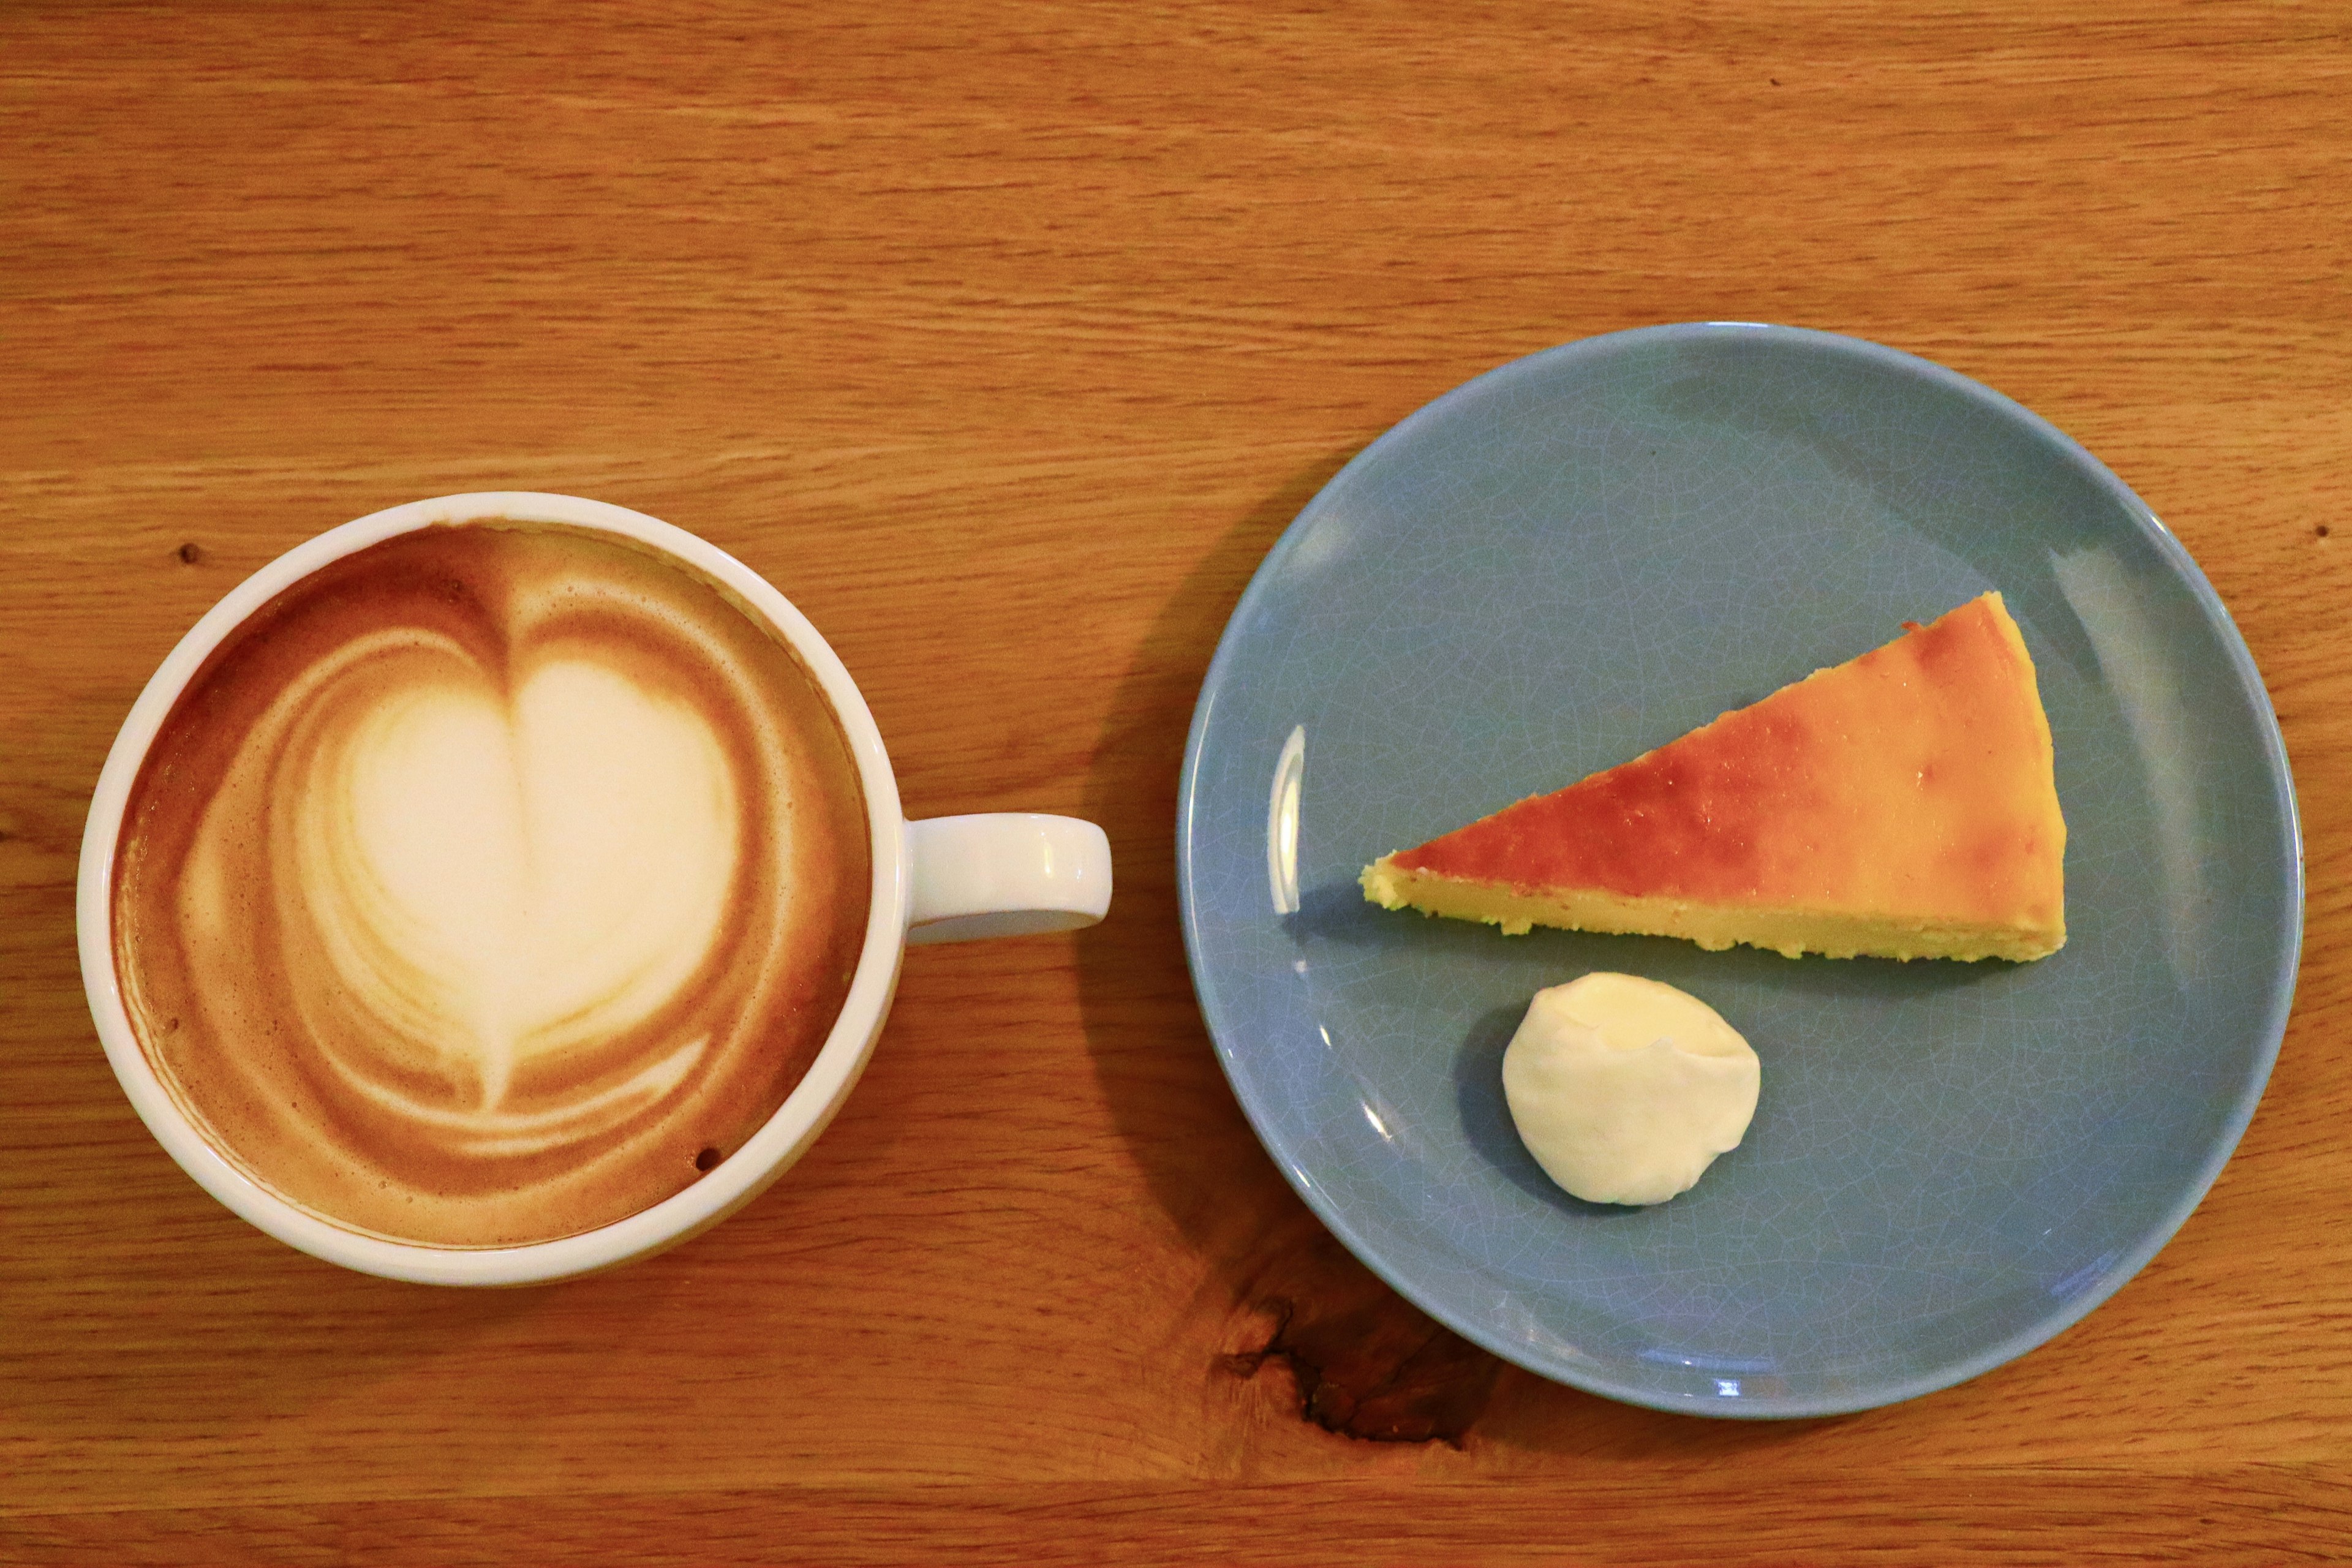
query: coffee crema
[{"left": 110, "top": 522, "right": 871, "bottom": 1248}]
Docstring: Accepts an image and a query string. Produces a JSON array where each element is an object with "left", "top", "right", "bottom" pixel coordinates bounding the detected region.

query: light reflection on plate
[
  {"left": 1265, "top": 724, "right": 1306, "bottom": 916},
  {"left": 1175, "top": 323, "right": 2301, "bottom": 1418}
]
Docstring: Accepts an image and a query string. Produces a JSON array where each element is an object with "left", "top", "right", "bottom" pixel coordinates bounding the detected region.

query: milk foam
[{"left": 113, "top": 524, "right": 870, "bottom": 1246}]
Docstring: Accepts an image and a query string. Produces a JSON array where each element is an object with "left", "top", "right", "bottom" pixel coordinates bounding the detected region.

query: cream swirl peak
[{"left": 111, "top": 522, "right": 870, "bottom": 1248}]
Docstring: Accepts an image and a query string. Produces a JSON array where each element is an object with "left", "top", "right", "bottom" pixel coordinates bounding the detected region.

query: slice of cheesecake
[{"left": 1360, "top": 593, "right": 2066, "bottom": 962}]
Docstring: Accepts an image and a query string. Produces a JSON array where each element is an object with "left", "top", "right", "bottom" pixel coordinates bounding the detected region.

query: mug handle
[{"left": 905, "top": 814, "right": 1113, "bottom": 945}]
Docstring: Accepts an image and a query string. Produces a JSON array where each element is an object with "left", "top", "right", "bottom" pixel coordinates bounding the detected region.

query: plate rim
[{"left": 1174, "top": 320, "right": 2306, "bottom": 1419}]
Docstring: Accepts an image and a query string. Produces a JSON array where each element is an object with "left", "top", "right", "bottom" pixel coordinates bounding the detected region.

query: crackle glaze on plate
[{"left": 1175, "top": 323, "right": 2302, "bottom": 1418}]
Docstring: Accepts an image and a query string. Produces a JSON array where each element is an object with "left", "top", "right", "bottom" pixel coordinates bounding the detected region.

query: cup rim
[{"left": 75, "top": 492, "right": 911, "bottom": 1285}]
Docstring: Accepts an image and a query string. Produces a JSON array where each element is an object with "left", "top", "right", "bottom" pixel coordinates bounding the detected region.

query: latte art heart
[
  {"left": 302, "top": 655, "right": 737, "bottom": 1144},
  {"left": 113, "top": 524, "right": 871, "bottom": 1247}
]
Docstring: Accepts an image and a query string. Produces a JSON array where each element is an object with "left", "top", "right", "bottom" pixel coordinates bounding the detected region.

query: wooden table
[{"left": 4, "top": 4, "right": 2346, "bottom": 1561}]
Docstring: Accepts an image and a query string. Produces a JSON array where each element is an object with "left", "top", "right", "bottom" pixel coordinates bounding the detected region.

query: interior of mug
[{"left": 76, "top": 492, "right": 911, "bottom": 1285}]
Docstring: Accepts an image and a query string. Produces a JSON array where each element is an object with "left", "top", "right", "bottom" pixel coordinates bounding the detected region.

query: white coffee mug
[{"left": 76, "top": 492, "right": 1111, "bottom": 1285}]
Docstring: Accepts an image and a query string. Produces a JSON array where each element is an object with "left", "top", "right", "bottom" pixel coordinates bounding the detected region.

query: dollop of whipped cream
[{"left": 1501, "top": 972, "right": 1759, "bottom": 1205}]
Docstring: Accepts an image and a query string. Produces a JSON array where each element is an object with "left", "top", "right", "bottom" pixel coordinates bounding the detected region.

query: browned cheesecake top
[{"left": 1388, "top": 594, "right": 2065, "bottom": 934}]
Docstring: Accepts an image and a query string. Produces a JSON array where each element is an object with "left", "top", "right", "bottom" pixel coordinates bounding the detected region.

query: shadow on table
[{"left": 1066, "top": 448, "right": 1844, "bottom": 1455}]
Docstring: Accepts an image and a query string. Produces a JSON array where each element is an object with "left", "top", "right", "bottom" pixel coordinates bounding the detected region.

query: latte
[{"left": 108, "top": 522, "right": 871, "bottom": 1248}]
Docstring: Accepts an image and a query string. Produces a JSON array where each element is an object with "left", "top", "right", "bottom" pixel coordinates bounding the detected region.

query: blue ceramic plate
[{"left": 1175, "top": 323, "right": 2302, "bottom": 1418}]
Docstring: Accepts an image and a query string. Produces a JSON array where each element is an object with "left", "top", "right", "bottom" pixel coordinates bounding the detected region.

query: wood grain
[{"left": 4, "top": 2, "right": 2348, "bottom": 1561}]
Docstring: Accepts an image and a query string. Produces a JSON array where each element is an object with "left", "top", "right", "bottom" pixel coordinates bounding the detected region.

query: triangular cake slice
[{"left": 1360, "top": 593, "right": 2066, "bottom": 962}]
